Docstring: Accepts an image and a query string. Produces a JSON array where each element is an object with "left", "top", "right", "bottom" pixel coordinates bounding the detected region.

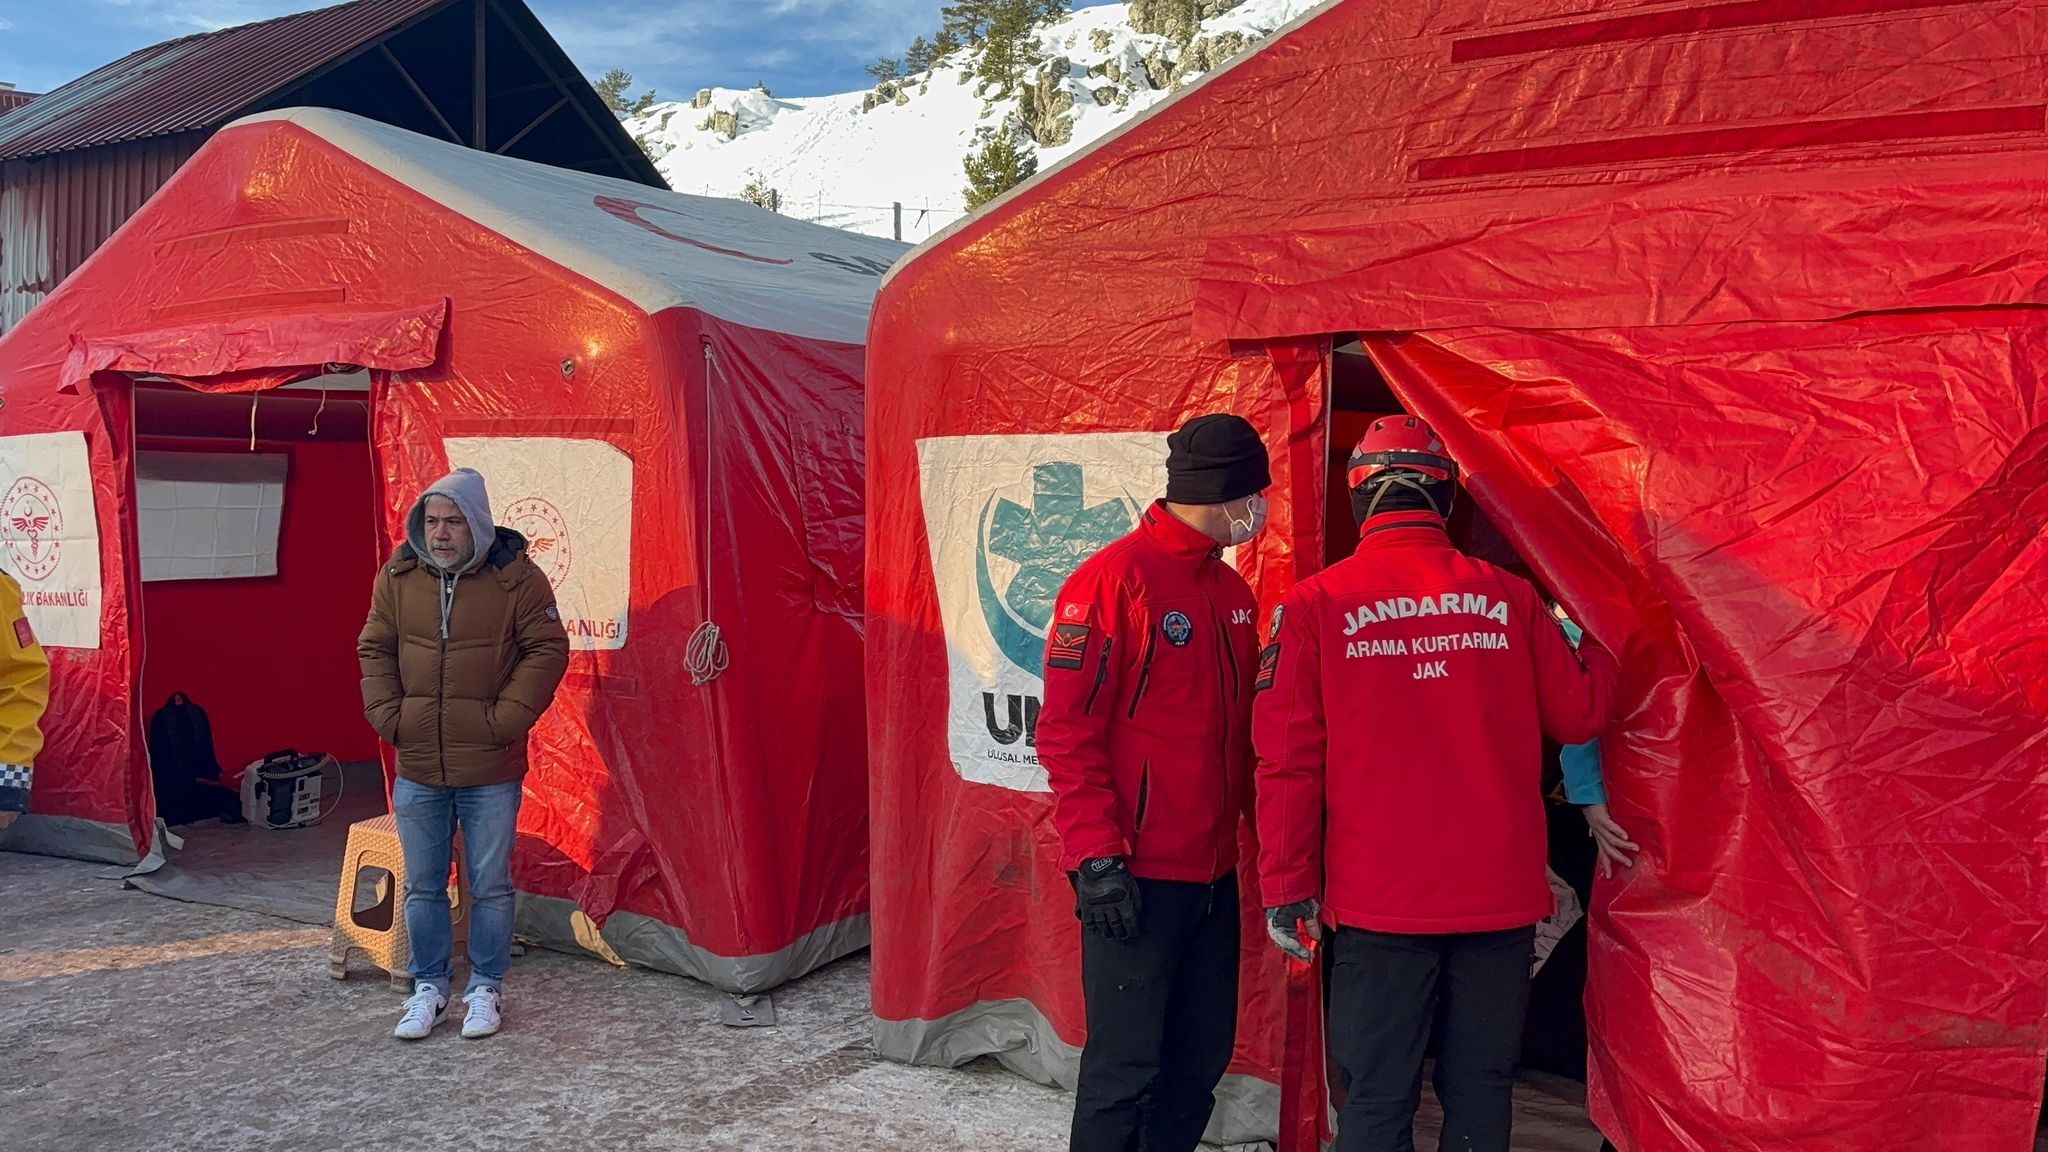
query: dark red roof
[{"left": 0, "top": 0, "right": 453, "bottom": 161}]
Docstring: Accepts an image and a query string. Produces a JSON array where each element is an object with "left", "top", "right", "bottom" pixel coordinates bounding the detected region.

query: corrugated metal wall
[{"left": 0, "top": 132, "right": 204, "bottom": 333}]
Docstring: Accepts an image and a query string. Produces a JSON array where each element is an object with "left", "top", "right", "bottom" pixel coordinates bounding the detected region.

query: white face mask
[{"left": 1225, "top": 493, "right": 1269, "bottom": 546}]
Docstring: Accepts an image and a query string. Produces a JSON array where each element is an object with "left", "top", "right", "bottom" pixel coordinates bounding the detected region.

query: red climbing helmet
[{"left": 1346, "top": 416, "right": 1459, "bottom": 489}]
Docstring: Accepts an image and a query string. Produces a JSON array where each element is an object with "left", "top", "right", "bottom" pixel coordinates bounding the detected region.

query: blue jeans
[{"left": 392, "top": 776, "right": 523, "bottom": 999}]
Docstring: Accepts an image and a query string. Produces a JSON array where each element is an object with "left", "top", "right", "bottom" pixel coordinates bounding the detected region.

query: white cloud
[
  {"left": 538, "top": 0, "right": 939, "bottom": 87},
  {"left": 89, "top": 0, "right": 313, "bottom": 35}
]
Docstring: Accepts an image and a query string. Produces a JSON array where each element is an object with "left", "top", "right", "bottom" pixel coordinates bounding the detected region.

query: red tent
[
  {"left": 0, "top": 107, "right": 905, "bottom": 992},
  {"left": 865, "top": 2, "right": 2048, "bottom": 1148}
]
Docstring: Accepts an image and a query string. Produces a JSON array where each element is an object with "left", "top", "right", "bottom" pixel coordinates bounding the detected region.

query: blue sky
[{"left": 0, "top": 0, "right": 1123, "bottom": 102}]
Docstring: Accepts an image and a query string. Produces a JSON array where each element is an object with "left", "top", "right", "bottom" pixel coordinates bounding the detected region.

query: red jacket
[
  {"left": 1253, "top": 511, "right": 1619, "bottom": 932},
  {"left": 1040, "top": 503, "right": 1260, "bottom": 882}
]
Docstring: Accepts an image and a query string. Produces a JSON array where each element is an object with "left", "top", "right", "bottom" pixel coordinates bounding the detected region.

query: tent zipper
[
  {"left": 1083, "top": 636, "right": 1114, "bottom": 714},
  {"left": 1126, "top": 634, "right": 1156, "bottom": 719},
  {"left": 1132, "top": 762, "right": 1150, "bottom": 858}
]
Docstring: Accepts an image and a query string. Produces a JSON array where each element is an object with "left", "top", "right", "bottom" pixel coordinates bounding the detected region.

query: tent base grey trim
[
  {"left": 515, "top": 894, "right": 871, "bottom": 994},
  {"left": 0, "top": 815, "right": 140, "bottom": 865},
  {"left": 874, "top": 999, "right": 1279, "bottom": 1145}
]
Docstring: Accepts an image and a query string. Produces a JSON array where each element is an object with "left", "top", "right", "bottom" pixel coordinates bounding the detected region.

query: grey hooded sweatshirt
[
  {"left": 408, "top": 467, "right": 495, "bottom": 574},
  {"left": 408, "top": 467, "right": 495, "bottom": 640}
]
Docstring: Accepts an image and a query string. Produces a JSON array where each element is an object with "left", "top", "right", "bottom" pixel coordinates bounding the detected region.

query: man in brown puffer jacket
[{"left": 359, "top": 466, "right": 568, "bottom": 1042}]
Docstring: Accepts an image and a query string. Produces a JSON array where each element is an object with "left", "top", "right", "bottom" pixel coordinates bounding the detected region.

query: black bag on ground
[{"left": 147, "top": 692, "right": 240, "bottom": 825}]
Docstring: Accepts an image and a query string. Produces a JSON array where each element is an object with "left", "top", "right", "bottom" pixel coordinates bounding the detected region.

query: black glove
[
  {"left": 1073, "top": 856, "right": 1141, "bottom": 941},
  {"left": 1265, "top": 900, "right": 1321, "bottom": 963}
]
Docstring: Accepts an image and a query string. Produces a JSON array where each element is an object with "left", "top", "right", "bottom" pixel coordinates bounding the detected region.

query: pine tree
[
  {"left": 933, "top": 24, "right": 962, "bottom": 58},
  {"left": 630, "top": 88, "right": 658, "bottom": 116},
  {"left": 905, "top": 36, "right": 936, "bottom": 74},
  {"left": 594, "top": 68, "right": 635, "bottom": 114},
  {"left": 963, "top": 123, "right": 1038, "bottom": 210},
  {"left": 940, "top": 0, "right": 995, "bottom": 45},
  {"left": 974, "top": 0, "right": 1043, "bottom": 99},
  {"left": 739, "top": 172, "right": 782, "bottom": 213},
  {"left": 866, "top": 57, "right": 904, "bottom": 83}
]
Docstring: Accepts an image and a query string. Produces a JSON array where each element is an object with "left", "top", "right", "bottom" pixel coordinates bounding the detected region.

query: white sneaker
[
  {"left": 393, "top": 987, "right": 448, "bottom": 1040},
  {"left": 461, "top": 987, "right": 502, "bottom": 1039}
]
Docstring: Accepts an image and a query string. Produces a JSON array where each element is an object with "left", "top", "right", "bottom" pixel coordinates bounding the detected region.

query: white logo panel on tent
[
  {"left": 0, "top": 431, "right": 101, "bottom": 649},
  {"left": 916, "top": 432, "right": 1168, "bottom": 792},
  {"left": 443, "top": 437, "right": 632, "bottom": 651}
]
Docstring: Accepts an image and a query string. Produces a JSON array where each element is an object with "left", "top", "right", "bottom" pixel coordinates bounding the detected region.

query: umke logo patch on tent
[
  {"left": 505, "top": 496, "right": 572, "bottom": 587},
  {"left": 0, "top": 432, "right": 103, "bottom": 649},
  {"left": 2, "top": 477, "right": 62, "bottom": 582},
  {"left": 974, "top": 461, "right": 1138, "bottom": 676},
  {"left": 918, "top": 433, "right": 1167, "bottom": 793}
]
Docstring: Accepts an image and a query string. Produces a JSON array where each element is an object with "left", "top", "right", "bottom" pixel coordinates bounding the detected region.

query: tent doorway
[
  {"left": 126, "top": 372, "right": 388, "bottom": 924},
  {"left": 1323, "top": 337, "right": 1597, "bottom": 1083}
]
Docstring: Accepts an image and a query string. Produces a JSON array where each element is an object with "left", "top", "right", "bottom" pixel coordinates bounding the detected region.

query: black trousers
[
  {"left": 1327, "top": 924, "right": 1536, "bottom": 1152},
  {"left": 1069, "top": 873, "right": 1239, "bottom": 1152}
]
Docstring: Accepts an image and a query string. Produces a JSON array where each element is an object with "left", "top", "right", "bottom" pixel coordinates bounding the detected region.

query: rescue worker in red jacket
[
  {"left": 1039, "top": 413, "right": 1270, "bottom": 1152},
  {"left": 1253, "top": 418, "right": 1619, "bottom": 1152}
]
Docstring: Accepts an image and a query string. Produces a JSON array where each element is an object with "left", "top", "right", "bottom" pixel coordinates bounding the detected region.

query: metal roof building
[{"left": 0, "top": 0, "right": 664, "bottom": 332}]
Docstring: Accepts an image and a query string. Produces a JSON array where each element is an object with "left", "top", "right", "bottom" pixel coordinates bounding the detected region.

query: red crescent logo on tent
[
  {"left": 505, "top": 496, "right": 572, "bottom": 587},
  {"left": 593, "top": 195, "right": 795, "bottom": 266},
  {"left": 1, "top": 477, "right": 62, "bottom": 582}
]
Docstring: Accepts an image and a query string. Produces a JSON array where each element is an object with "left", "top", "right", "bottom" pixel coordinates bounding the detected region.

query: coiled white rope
[{"left": 688, "top": 340, "right": 731, "bottom": 686}]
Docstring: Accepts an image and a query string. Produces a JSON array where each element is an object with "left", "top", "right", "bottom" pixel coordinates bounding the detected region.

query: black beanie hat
[{"left": 1165, "top": 414, "right": 1271, "bottom": 505}]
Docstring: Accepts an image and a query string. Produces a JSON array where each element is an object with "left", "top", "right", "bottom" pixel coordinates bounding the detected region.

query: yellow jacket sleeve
[{"left": 0, "top": 571, "right": 50, "bottom": 813}]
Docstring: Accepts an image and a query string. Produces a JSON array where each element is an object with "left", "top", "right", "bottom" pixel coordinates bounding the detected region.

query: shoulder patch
[
  {"left": 1268, "top": 605, "right": 1285, "bottom": 643},
  {"left": 1255, "top": 642, "right": 1280, "bottom": 691},
  {"left": 12, "top": 617, "right": 31, "bottom": 649},
  {"left": 544, "top": 605, "right": 561, "bottom": 622},
  {"left": 1057, "top": 601, "right": 1093, "bottom": 626},
  {"left": 1046, "top": 621, "right": 1092, "bottom": 671}
]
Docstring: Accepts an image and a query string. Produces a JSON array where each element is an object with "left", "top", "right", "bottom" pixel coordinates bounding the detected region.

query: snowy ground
[{"left": 0, "top": 849, "right": 1626, "bottom": 1151}]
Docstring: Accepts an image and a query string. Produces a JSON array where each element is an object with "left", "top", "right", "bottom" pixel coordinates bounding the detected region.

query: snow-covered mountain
[{"left": 624, "top": 0, "right": 1331, "bottom": 242}]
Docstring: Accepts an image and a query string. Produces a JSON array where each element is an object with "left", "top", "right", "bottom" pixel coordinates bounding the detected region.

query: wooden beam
[
  {"left": 379, "top": 44, "right": 462, "bottom": 144},
  {"left": 485, "top": 0, "right": 640, "bottom": 179},
  {"left": 472, "top": 0, "right": 488, "bottom": 148},
  {"left": 495, "top": 95, "right": 567, "bottom": 154}
]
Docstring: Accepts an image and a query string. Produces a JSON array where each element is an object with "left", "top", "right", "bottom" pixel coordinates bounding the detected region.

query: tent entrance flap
[{"left": 61, "top": 299, "right": 447, "bottom": 393}]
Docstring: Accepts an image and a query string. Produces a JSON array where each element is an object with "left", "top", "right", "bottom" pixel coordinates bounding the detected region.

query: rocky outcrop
[
  {"left": 1129, "top": 0, "right": 1248, "bottom": 42},
  {"left": 1142, "top": 49, "right": 1176, "bottom": 90},
  {"left": 1018, "top": 59, "right": 1077, "bottom": 147},
  {"left": 692, "top": 89, "right": 713, "bottom": 109},
  {"left": 1130, "top": 26, "right": 1259, "bottom": 92},
  {"left": 1182, "top": 30, "right": 1250, "bottom": 76}
]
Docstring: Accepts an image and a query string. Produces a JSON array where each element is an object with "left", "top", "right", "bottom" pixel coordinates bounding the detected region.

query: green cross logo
[{"left": 975, "top": 461, "right": 1137, "bottom": 673}]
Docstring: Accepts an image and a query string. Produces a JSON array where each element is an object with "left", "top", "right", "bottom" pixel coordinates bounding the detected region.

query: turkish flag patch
[
  {"left": 1255, "top": 643, "right": 1280, "bottom": 691},
  {"left": 1046, "top": 621, "right": 1092, "bottom": 671},
  {"left": 1058, "top": 601, "right": 1093, "bottom": 625},
  {"left": 12, "top": 617, "right": 32, "bottom": 649}
]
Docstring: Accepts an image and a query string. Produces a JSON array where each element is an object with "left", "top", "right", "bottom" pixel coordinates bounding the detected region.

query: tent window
[{"left": 136, "top": 451, "right": 287, "bottom": 582}]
